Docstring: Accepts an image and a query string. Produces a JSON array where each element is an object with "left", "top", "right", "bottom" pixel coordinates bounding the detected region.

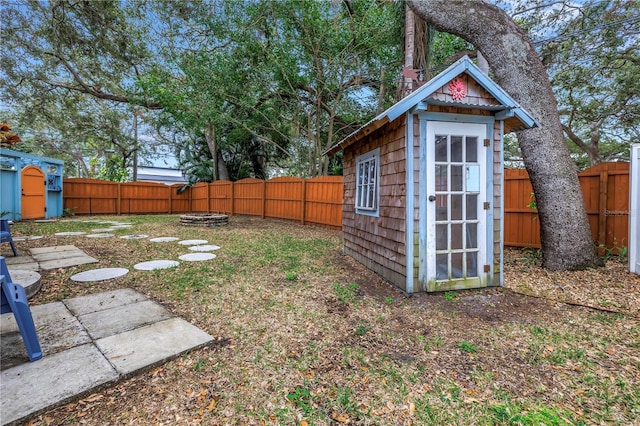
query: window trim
[{"left": 355, "top": 148, "right": 380, "bottom": 216}]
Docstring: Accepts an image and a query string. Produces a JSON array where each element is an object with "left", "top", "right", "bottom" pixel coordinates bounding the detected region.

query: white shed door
[{"left": 426, "top": 121, "right": 488, "bottom": 291}]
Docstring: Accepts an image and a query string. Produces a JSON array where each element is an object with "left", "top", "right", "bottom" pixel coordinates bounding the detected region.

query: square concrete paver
[
  {"left": 78, "top": 299, "right": 173, "bottom": 340},
  {"left": 28, "top": 245, "right": 77, "bottom": 255},
  {"left": 1, "top": 302, "right": 90, "bottom": 370},
  {"left": 1, "top": 289, "right": 214, "bottom": 425},
  {"left": 29, "top": 245, "right": 98, "bottom": 271},
  {"left": 64, "top": 288, "right": 148, "bottom": 316},
  {"left": 3, "top": 255, "right": 39, "bottom": 271},
  {"left": 96, "top": 317, "right": 214, "bottom": 375},
  {"left": 5, "top": 246, "right": 100, "bottom": 272},
  {"left": 0, "top": 344, "right": 119, "bottom": 426}
]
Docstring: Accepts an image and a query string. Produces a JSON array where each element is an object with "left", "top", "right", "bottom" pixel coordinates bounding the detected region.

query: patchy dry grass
[{"left": 6, "top": 215, "right": 639, "bottom": 425}]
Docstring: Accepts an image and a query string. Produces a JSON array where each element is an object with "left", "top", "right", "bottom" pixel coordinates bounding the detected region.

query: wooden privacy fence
[
  {"left": 504, "top": 162, "right": 630, "bottom": 249},
  {"left": 63, "top": 176, "right": 344, "bottom": 228},
  {"left": 64, "top": 162, "right": 630, "bottom": 248}
]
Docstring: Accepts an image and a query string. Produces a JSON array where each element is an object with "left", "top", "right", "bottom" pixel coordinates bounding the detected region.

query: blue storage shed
[{"left": 0, "top": 148, "right": 64, "bottom": 221}]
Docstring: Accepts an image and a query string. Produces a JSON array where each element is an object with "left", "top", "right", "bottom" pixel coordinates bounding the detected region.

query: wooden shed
[{"left": 326, "top": 56, "right": 537, "bottom": 293}]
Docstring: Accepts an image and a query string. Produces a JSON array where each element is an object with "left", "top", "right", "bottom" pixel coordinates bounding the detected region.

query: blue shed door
[{"left": 425, "top": 122, "right": 488, "bottom": 291}]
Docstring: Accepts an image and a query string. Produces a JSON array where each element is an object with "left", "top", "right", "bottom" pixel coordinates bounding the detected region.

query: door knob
[{"left": 429, "top": 195, "right": 436, "bottom": 202}]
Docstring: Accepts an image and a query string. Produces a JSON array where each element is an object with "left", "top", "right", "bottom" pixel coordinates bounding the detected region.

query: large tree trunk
[
  {"left": 407, "top": 0, "right": 603, "bottom": 270},
  {"left": 204, "top": 122, "right": 218, "bottom": 181},
  {"left": 217, "top": 151, "right": 230, "bottom": 181}
]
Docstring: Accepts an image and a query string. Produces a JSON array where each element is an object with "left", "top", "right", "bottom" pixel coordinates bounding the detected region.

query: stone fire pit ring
[{"left": 179, "top": 213, "right": 229, "bottom": 227}]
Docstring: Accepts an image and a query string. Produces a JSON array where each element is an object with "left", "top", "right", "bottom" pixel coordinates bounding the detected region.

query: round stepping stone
[
  {"left": 54, "top": 231, "right": 87, "bottom": 236},
  {"left": 179, "top": 253, "right": 217, "bottom": 262},
  {"left": 92, "top": 228, "right": 115, "bottom": 232},
  {"left": 34, "top": 219, "right": 56, "bottom": 223},
  {"left": 70, "top": 268, "right": 129, "bottom": 282},
  {"left": 86, "top": 233, "right": 115, "bottom": 238},
  {"left": 149, "top": 237, "right": 179, "bottom": 242},
  {"left": 120, "top": 234, "right": 149, "bottom": 240},
  {"left": 134, "top": 260, "right": 180, "bottom": 271},
  {"left": 188, "top": 245, "right": 221, "bottom": 252},
  {"left": 7, "top": 270, "right": 41, "bottom": 299},
  {"left": 109, "top": 225, "right": 133, "bottom": 229},
  {"left": 178, "top": 239, "right": 208, "bottom": 246}
]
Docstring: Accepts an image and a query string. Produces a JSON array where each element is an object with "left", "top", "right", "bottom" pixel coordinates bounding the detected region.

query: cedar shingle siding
[{"left": 343, "top": 116, "right": 408, "bottom": 289}]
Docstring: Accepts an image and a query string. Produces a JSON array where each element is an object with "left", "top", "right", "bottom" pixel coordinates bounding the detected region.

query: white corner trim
[{"left": 630, "top": 144, "right": 640, "bottom": 274}]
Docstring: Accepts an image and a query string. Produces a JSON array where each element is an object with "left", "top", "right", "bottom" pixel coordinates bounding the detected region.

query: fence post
[
  {"left": 230, "top": 181, "right": 234, "bottom": 215},
  {"left": 261, "top": 180, "right": 266, "bottom": 219},
  {"left": 168, "top": 186, "right": 172, "bottom": 214},
  {"left": 189, "top": 185, "right": 193, "bottom": 213},
  {"left": 598, "top": 170, "right": 608, "bottom": 247},
  {"left": 301, "top": 179, "right": 306, "bottom": 225},
  {"left": 207, "top": 183, "right": 211, "bottom": 213},
  {"left": 116, "top": 183, "right": 121, "bottom": 215}
]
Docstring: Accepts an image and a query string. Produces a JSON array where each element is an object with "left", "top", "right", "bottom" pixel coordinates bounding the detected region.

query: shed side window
[{"left": 355, "top": 149, "right": 380, "bottom": 215}]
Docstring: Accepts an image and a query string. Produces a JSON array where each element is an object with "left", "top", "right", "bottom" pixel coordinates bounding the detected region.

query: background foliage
[{"left": 2, "top": 0, "right": 637, "bottom": 180}]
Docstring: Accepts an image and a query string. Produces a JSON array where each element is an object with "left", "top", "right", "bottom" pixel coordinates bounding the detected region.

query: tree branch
[{"left": 42, "top": 50, "right": 163, "bottom": 109}]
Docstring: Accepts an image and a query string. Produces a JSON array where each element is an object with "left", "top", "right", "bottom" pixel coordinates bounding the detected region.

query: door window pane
[
  {"left": 466, "top": 137, "right": 478, "bottom": 162},
  {"left": 451, "top": 136, "right": 463, "bottom": 162},
  {"left": 451, "top": 224, "right": 463, "bottom": 249},
  {"left": 466, "top": 194, "right": 478, "bottom": 220},
  {"left": 435, "top": 135, "right": 447, "bottom": 161},
  {"left": 466, "top": 252, "right": 478, "bottom": 277},
  {"left": 451, "top": 165, "right": 463, "bottom": 191},
  {"left": 451, "top": 253, "right": 463, "bottom": 279},
  {"left": 466, "top": 165, "right": 480, "bottom": 192},
  {"left": 435, "top": 164, "right": 447, "bottom": 191},
  {"left": 451, "top": 194, "right": 462, "bottom": 220},
  {"left": 466, "top": 223, "right": 478, "bottom": 248},
  {"left": 436, "top": 224, "right": 448, "bottom": 250},
  {"left": 436, "top": 254, "right": 448, "bottom": 280},
  {"left": 436, "top": 194, "right": 448, "bottom": 221}
]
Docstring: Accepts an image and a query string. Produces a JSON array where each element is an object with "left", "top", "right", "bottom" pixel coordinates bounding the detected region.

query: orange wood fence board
[
  {"left": 208, "top": 181, "right": 233, "bottom": 214},
  {"left": 504, "top": 162, "right": 630, "bottom": 249},
  {"left": 190, "top": 183, "right": 209, "bottom": 213},
  {"left": 63, "top": 162, "right": 629, "bottom": 244}
]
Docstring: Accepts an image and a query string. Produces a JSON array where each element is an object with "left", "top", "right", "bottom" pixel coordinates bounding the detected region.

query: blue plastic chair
[
  {"left": 0, "top": 256, "right": 42, "bottom": 362},
  {"left": 0, "top": 219, "right": 18, "bottom": 256}
]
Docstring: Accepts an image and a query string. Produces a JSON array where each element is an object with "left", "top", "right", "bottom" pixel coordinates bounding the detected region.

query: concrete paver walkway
[
  {"left": 4, "top": 245, "right": 98, "bottom": 272},
  {"left": 0, "top": 288, "right": 213, "bottom": 425}
]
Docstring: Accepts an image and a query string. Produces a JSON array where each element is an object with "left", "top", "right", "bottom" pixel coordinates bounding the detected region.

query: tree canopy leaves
[
  {"left": 2, "top": 0, "right": 636, "bottom": 179},
  {"left": 502, "top": 0, "right": 640, "bottom": 168}
]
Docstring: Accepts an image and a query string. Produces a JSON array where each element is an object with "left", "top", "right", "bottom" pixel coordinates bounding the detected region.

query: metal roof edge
[
  {"left": 0, "top": 147, "right": 65, "bottom": 165},
  {"left": 324, "top": 116, "right": 389, "bottom": 157}
]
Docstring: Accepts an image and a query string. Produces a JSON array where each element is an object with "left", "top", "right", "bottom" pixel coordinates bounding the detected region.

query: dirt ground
[{"left": 7, "top": 216, "right": 639, "bottom": 425}]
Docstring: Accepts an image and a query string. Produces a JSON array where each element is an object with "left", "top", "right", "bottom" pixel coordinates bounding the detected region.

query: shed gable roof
[{"left": 326, "top": 55, "right": 538, "bottom": 156}]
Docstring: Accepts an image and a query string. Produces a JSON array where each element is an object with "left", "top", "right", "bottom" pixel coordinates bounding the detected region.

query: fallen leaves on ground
[{"left": 12, "top": 216, "right": 639, "bottom": 425}]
